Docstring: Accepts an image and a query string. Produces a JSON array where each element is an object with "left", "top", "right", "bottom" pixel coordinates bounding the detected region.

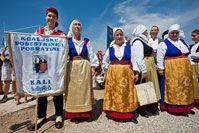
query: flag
[
  {"left": 7, "top": 32, "right": 68, "bottom": 97},
  {"left": 107, "top": 26, "right": 113, "bottom": 48}
]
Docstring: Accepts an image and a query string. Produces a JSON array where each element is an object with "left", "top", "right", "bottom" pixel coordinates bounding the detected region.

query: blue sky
[{"left": 1, "top": 0, "right": 199, "bottom": 53}]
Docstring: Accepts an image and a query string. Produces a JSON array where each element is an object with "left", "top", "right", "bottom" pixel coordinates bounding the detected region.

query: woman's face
[
  {"left": 114, "top": 29, "right": 124, "bottom": 45},
  {"left": 46, "top": 11, "right": 58, "bottom": 28},
  {"left": 150, "top": 27, "right": 158, "bottom": 38},
  {"left": 192, "top": 33, "right": 199, "bottom": 43},
  {"left": 72, "top": 20, "right": 82, "bottom": 35},
  {"left": 169, "top": 30, "right": 179, "bottom": 41}
]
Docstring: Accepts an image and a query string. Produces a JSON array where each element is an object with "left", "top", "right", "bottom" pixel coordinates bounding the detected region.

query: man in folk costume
[
  {"left": 103, "top": 27, "right": 139, "bottom": 123},
  {"left": 157, "top": 24, "right": 194, "bottom": 114},
  {"left": 29, "top": 7, "right": 65, "bottom": 131},
  {"left": 132, "top": 24, "right": 160, "bottom": 116},
  {"left": 65, "top": 20, "right": 99, "bottom": 123}
]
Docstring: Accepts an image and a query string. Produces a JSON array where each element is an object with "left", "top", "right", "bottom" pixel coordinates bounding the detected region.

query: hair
[
  {"left": 151, "top": 25, "right": 159, "bottom": 32},
  {"left": 162, "top": 30, "right": 169, "bottom": 39},
  {"left": 46, "top": 9, "right": 59, "bottom": 27},
  {"left": 192, "top": 29, "right": 199, "bottom": 34}
]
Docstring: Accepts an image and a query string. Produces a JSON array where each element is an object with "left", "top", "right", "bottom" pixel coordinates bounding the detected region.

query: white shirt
[
  {"left": 148, "top": 37, "right": 159, "bottom": 51},
  {"left": 157, "top": 38, "right": 191, "bottom": 70},
  {"left": 102, "top": 43, "right": 139, "bottom": 72},
  {"left": 190, "top": 42, "right": 199, "bottom": 65},
  {"left": 132, "top": 39, "right": 147, "bottom": 73},
  {"left": 70, "top": 37, "right": 99, "bottom": 67}
]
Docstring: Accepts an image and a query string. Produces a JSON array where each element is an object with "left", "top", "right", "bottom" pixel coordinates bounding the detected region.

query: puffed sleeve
[
  {"left": 157, "top": 42, "right": 167, "bottom": 70},
  {"left": 130, "top": 45, "right": 139, "bottom": 72},
  {"left": 86, "top": 40, "right": 99, "bottom": 67},
  {"left": 102, "top": 48, "right": 110, "bottom": 70},
  {"left": 132, "top": 40, "right": 147, "bottom": 73}
]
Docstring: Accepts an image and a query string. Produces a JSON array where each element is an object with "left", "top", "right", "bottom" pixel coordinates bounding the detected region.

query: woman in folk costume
[
  {"left": 103, "top": 27, "right": 139, "bottom": 123},
  {"left": 132, "top": 24, "right": 160, "bottom": 116},
  {"left": 65, "top": 20, "right": 99, "bottom": 123},
  {"left": 29, "top": 7, "right": 65, "bottom": 131},
  {"left": 157, "top": 24, "right": 194, "bottom": 114},
  {"left": 190, "top": 29, "right": 199, "bottom": 108}
]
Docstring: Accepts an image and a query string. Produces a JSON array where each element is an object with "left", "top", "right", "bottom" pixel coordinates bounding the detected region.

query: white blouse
[
  {"left": 148, "top": 37, "right": 159, "bottom": 51},
  {"left": 190, "top": 42, "right": 199, "bottom": 65},
  {"left": 157, "top": 38, "right": 191, "bottom": 70},
  {"left": 132, "top": 39, "right": 147, "bottom": 73},
  {"left": 102, "top": 43, "right": 139, "bottom": 72},
  {"left": 70, "top": 37, "right": 99, "bottom": 67}
]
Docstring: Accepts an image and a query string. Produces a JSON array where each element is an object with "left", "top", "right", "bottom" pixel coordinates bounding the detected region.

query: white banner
[{"left": 7, "top": 32, "right": 68, "bottom": 97}]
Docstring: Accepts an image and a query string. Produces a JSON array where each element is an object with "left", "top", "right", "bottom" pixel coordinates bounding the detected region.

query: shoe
[
  {"left": 55, "top": 121, "right": 63, "bottom": 129},
  {"left": 0, "top": 96, "right": 8, "bottom": 103},
  {"left": 28, "top": 118, "right": 47, "bottom": 131},
  {"left": 130, "top": 117, "right": 138, "bottom": 124},
  {"left": 188, "top": 110, "right": 195, "bottom": 115},
  {"left": 55, "top": 116, "right": 63, "bottom": 129},
  {"left": 147, "top": 106, "right": 159, "bottom": 115},
  {"left": 72, "top": 118, "right": 81, "bottom": 124}
]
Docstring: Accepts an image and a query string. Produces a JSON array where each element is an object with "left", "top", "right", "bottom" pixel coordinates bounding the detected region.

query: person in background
[
  {"left": 157, "top": 24, "right": 194, "bottom": 115},
  {"left": 162, "top": 30, "right": 169, "bottom": 40},
  {"left": 29, "top": 7, "right": 65, "bottom": 131},
  {"left": 125, "top": 36, "right": 131, "bottom": 44},
  {"left": 190, "top": 29, "right": 199, "bottom": 108},
  {"left": 148, "top": 25, "right": 162, "bottom": 53},
  {"left": 103, "top": 27, "right": 139, "bottom": 123},
  {"left": 0, "top": 54, "right": 3, "bottom": 95},
  {"left": 0, "top": 46, "right": 12, "bottom": 103},
  {"left": 132, "top": 24, "right": 160, "bottom": 116},
  {"left": 65, "top": 20, "right": 99, "bottom": 124}
]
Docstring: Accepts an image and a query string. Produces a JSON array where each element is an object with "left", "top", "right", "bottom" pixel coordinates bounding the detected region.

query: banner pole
[
  {"left": 35, "top": 98, "right": 38, "bottom": 133},
  {"left": 39, "top": 25, "right": 41, "bottom": 34}
]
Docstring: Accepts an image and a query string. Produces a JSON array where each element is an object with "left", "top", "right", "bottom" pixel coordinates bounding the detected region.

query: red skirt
[
  {"left": 103, "top": 110, "right": 135, "bottom": 119},
  {"left": 65, "top": 111, "right": 91, "bottom": 118}
]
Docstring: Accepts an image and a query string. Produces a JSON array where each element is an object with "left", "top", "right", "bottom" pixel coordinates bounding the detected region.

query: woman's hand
[
  {"left": 141, "top": 72, "right": 147, "bottom": 79},
  {"left": 158, "top": 70, "right": 164, "bottom": 76},
  {"left": 91, "top": 67, "right": 95, "bottom": 76}
]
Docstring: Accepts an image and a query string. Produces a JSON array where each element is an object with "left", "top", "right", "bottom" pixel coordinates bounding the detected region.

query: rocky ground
[{"left": 0, "top": 89, "right": 199, "bottom": 133}]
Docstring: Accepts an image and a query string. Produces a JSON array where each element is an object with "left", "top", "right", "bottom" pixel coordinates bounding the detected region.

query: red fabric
[
  {"left": 40, "top": 63, "right": 45, "bottom": 72},
  {"left": 65, "top": 111, "right": 91, "bottom": 118},
  {"left": 46, "top": 7, "right": 58, "bottom": 14},
  {"left": 36, "top": 29, "right": 64, "bottom": 35},
  {"left": 160, "top": 104, "right": 194, "bottom": 113},
  {"left": 103, "top": 110, "right": 135, "bottom": 119},
  {"left": 194, "top": 99, "right": 199, "bottom": 104}
]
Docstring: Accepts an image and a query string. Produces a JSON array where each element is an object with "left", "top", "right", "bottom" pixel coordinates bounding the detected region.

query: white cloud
[{"left": 113, "top": 0, "right": 199, "bottom": 39}]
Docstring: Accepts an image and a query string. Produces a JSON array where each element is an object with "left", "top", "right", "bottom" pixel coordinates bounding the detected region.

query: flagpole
[{"left": 34, "top": 25, "right": 42, "bottom": 133}]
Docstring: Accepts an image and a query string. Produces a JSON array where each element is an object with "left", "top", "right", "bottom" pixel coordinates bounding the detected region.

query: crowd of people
[{"left": 0, "top": 7, "right": 199, "bottom": 131}]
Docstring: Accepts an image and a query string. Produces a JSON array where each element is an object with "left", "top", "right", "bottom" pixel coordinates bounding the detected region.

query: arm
[
  {"left": 132, "top": 40, "right": 147, "bottom": 79},
  {"left": 157, "top": 42, "right": 167, "bottom": 76},
  {"left": 87, "top": 41, "right": 99, "bottom": 76}
]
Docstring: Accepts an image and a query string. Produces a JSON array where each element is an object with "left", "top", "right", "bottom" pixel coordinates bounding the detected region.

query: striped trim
[{"left": 110, "top": 61, "right": 130, "bottom": 64}]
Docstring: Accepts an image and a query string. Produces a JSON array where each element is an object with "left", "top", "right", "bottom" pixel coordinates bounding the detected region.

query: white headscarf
[
  {"left": 168, "top": 24, "right": 180, "bottom": 34},
  {"left": 179, "top": 30, "right": 185, "bottom": 40},
  {"left": 132, "top": 24, "right": 148, "bottom": 43},
  {"left": 67, "top": 19, "right": 78, "bottom": 37},
  {"left": 109, "top": 27, "right": 125, "bottom": 47}
]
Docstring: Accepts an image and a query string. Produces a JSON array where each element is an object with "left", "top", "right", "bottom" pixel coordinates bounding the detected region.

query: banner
[
  {"left": 107, "top": 25, "right": 113, "bottom": 48},
  {"left": 7, "top": 32, "right": 68, "bottom": 97}
]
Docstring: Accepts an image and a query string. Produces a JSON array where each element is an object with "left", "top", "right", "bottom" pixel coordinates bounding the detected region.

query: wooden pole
[
  {"left": 35, "top": 98, "right": 38, "bottom": 133},
  {"left": 39, "top": 25, "right": 41, "bottom": 34}
]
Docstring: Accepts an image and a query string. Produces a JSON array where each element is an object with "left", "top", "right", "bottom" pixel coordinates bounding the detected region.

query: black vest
[{"left": 132, "top": 39, "right": 153, "bottom": 56}]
